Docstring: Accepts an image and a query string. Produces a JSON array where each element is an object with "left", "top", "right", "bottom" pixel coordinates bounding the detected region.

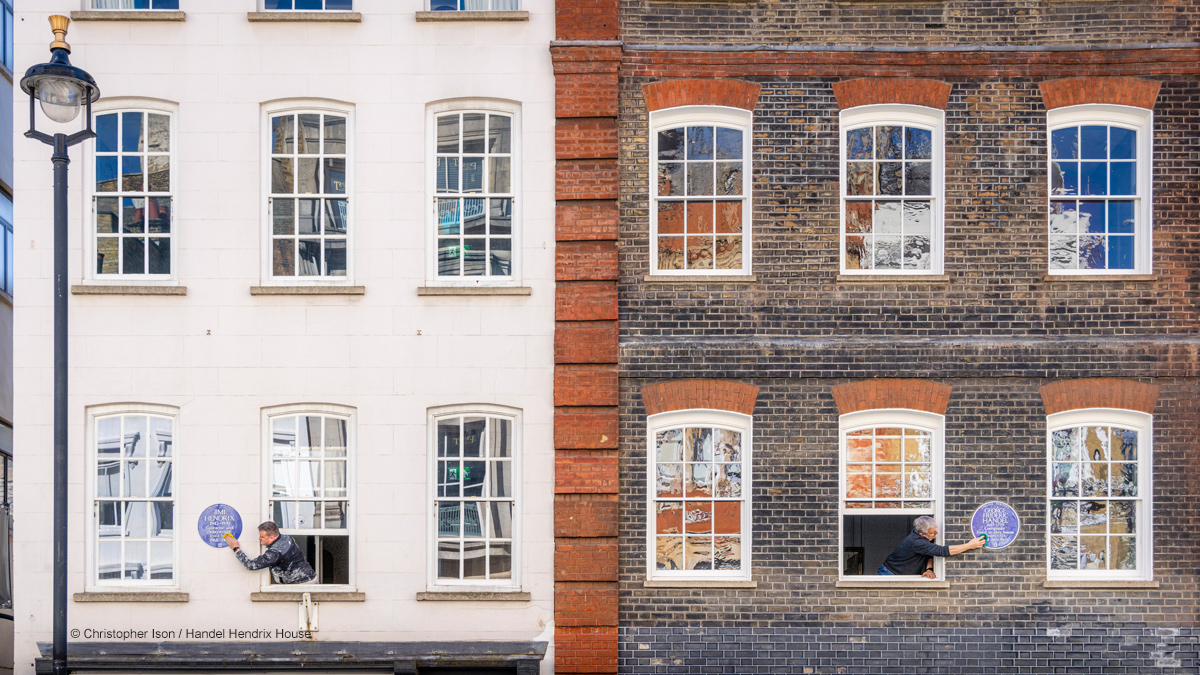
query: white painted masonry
[{"left": 13, "top": 2, "right": 554, "bottom": 673}]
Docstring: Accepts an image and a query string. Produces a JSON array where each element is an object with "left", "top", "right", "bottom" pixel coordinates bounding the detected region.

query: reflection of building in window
[
  {"left": 840, "top": 411, "right": 942, "bottom": 578},
  {"left": 652, "top": 118, "right": 749, "bottom": 273},
  {"left": 0, "top": 191, "right": 11, "bottom": 296},
  {"left": 262, "top": 0, "right": 352, "bottom": 9},
  {"left": 268, "top": 111, "right": 350, "bottom": 278},
  {"left": 93, "top": 413, "right": 175, "bottom": 584},
  {"left": 1048, "top": 107, "right": 1151, "bottom": 273},
  {"left": 0, "top": 0, "right": 11, "bottom": 73},
  {"left": 0, "top": 422, "right": 11, "bottom": 611},
  {"left": 840, "top": 106, "right": 943, "bottom": 274},
  {"left": 268, "top": 412, "right": 351, "bottom": 585},
  {"left": 429, "top": 0, "right": 518, "bottom": 10},
  {"left": 93, "top": 111, "right": 173, "bottom": 276},
  {"left": 647, "top": 410, "right": 751, "bottom": 581},
  {"left": 1047, "top": 411, "right": 1151, "bottom": 579},
  {"left": 433, "top": 411, "right": 517, "bottom": 583},
  {"left": 434, "top": 112, "right": 514, "bottom": 279},
  {"left": 91, "top": 0, "right": 179, "bottom": 8}
]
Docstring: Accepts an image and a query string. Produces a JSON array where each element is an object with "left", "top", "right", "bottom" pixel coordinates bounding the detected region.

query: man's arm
[
  {"left": 234, "top": 545, "right": 283, "bottom": 571},
  {"left": 947, "top": 536, "right": 986, "bottom": 556}
]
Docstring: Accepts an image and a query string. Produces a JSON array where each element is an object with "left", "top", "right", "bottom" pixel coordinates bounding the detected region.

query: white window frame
[
  {"left": 839, "top": 104, "right": 945, "bottom": 276},
  {"left": 424, "top": 99, "right": 523, "bottom": 287},
  {"left": 426, "top": 404, "right": 523, "bottom": 591},
  {"left": 1045, "top": 408, "right": 1153, "bottom": 581},
  {"left": 1046, "top": 104, "right": 1153, "bottom": 275},
  {"left": 83, "top": 100, "right": 179, "bottom": 284},
  {"left": 646, "top": 409, "right": 753, "bottom": 582},
  {"left": 837, "top": 408, "right": 945, "bottom": 583},
  {"left": 259, "top": 403, "right": 357, "bottom": 591},
  {"left": 260, "top": 100, "right": 356, "bottom": 286},
  {"left": 649, "top": 106, "right": 753, "bottom": 276},
  {"left": 84, "top": 403, "right": 180, "bottom": 591}
]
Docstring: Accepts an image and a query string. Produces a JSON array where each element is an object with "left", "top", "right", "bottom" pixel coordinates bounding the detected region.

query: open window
[
  {"left": 263, "top": 405, "right": 354, "bottom": 587},
  {"left": 839, "top": 409, "right": 943, "bottom": 580}
]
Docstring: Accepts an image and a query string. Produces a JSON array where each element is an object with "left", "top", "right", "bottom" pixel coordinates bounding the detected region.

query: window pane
[
  {"left": 488, "top": 115, "right": 511, "bottom": 154},
  {"left": 121, "top": 112, "right": 144, "bottom": 153},
  {"left": 97, "top": 114, "right": 118, "bottom": 153},
  {"left": 272, "top": 158, "right": 294, "bottom": 194},
  {"left": 297, "top": 114, "right": 321, "bottom": 155},
  {"left": 437, "top": 115, "right": 460, "bottom": 154},
  {"left": 323, "top": 115, "right": 346, "bottom": 154},
  {"left": 121, "top": 157, "right": 143, "bottom": 192},
  {"left": 273, "top": 199, "right": 296, "bottom": 235},
  {"left": 297, "top": 158, "right": 319, "bottom": 194},
  {"left": 714, "top": 127, "right": 742, "bottom": 160},
  {"left": 324, "top": 158, "right": 346, "bottom": 194},
  {"left": 686, "top": 127, "right": 714, "bottom": 160},
  {"left": 462, "top": 113, "right": 486, "bottom": 154},
  {"left": 904, "top": 127, "right": 932, "bottom": 160},
  {"left": 272, "top": 115, "right": 295, "bottom": 154},
  {"left": 489, "top": 199, "right": 512, "bottom": 235},
  {"left": 658, "top": 128, "right": 685, "bottom": 161},
  {"left": 147, "top": 114, "right": 170, "bottom": 152}
]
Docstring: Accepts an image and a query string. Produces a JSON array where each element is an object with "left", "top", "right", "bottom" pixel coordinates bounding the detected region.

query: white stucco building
[{"left": 13, "top": 2, "right": 555, "bottom": 673}]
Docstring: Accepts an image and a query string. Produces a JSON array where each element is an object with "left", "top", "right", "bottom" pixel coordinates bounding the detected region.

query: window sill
[
  {"left": 1042, "top": 273, "right": 1156, "bottom": 283},
  {"left": 417, "top": 286, "right": 532, "bottom": 296},
  {"left": 250, "top": 285, "right": 366, "bottom": 296},
  {"left": 71, "top": 285, "right": 187, "bottom": 296},
  {"left": 416, "top": 591, "right": 531, "bottom": 601},
  {"left": 250, "top": 590, "right": 365, "bottom": 602},
  {"left": 1043, "top": 580, "right": 1159, "bottom": 589},
  {"left": 415, "top": 10, "right": 530, "bottom": 21},
  {"left": 247, "top": 11, "right": 362, "bottom": 22},
  {"left": 642, "top": 579, "right": 757, "bottom": 589},
  {"left": 837, "top": 274, "right": 950, "bottom": 284},
  {"left": 0, "top": 289, "right": 11, "bottom": 308},
  {"left": 70, "top": 10, "right": 187, "bottom": 21},
  {"left": 642, "top": 274, "right": 757, "bottom": 284},
  {"left": 835, "top": 580, "right": 950, "bottom": 589},
  {"left": 74, "top": 591, "right": 189, "bottom": 602}
]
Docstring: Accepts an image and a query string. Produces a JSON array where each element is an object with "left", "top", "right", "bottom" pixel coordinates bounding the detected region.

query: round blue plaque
[
  {"left": 970, "top": 501, "right": 1020, "bottom": 550},
  {"left": 197, "top": 503, "right": 243, "bottom": 548}
]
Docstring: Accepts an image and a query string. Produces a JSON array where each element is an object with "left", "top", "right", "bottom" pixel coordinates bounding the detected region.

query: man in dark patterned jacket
[{"left": 224, "top": 521, "right": 316, "bottom": 584}]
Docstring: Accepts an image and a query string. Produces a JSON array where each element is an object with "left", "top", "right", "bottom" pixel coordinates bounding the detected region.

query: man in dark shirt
[
  {"left": 224, "top": 521, "right": 316, "bottom": 584},
  {"left": 879, "top": 515, "right": 985, "bottom": 577}
]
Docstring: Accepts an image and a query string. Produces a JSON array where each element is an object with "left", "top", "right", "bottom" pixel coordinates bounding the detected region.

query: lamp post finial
[{"left": 48, "top": 15, "right": 71, "bottom": 53}]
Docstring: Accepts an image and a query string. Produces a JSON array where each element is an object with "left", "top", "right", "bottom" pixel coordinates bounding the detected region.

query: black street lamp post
[{"left": 19, "top": 15, "right": 100, "bottom": 675}]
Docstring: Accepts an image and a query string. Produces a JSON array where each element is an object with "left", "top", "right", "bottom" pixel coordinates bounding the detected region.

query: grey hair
[{"left": 913, "top": 516, "right": 938, "bottom": 535}]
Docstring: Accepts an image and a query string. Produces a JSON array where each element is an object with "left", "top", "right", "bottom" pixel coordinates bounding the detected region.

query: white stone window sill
[
  {"left": 835, "top": 580, "right": 950, "bottom": 589},
  {"left": 642, "top": 579, "right": 757, "bottom": 589},
  {"left": 248, "top": 11, "right": 362, "bottom": 22},
  {"left": 1043, "top": 273, "right": 1156, "bottom": 283},
  {"left": 75, "top": 591, "right": 189, "bottom": 602},
  {"left": 70, "top": 10, "right": 186, "bottom": 21},
  {"left": 250, "top": 590, "right": 365, "bottom": 602},
  {"left": 1043, "top": 580, "right": 1159, "bottom": 589},
  {"left": 643, "top": 274, "right": 757, "bottom": 284},
  {"left": 415, "top": 10, "right": 529, "bottom": 21},
  {"left": 837, "top": 274, "right": 950, "bottom": 284},
  {"left": 417, "top": 286, "right": 531, "bottom": 296},
  {"left": 72, "top": 284, "right": 187, "bottom": 296},
  {"left": 416, "top": 590, "right": 531, "bottom": 601},
  {"left": 250, "top": 285, "right": 365, "bottom": 296}
]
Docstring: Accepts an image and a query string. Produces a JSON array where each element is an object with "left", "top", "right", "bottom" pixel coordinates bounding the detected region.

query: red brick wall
[
  {"left": 553, "top": 16, "right": 621, "bottom": 673},
  {"left": 1040, "top": 378, "right": 1161, "bottom": 415},
  {"left": 832, "top": 77, "right": 953, "bottom": 110},
  {"left": 1039, "top": 76, "right": 1162, "bottom": 110},
  {"left": 641, "top": 379, "right": 760, "bottom": 416},
  {"left": 831, "top": 379, "right": 954, "bottom": 415}
]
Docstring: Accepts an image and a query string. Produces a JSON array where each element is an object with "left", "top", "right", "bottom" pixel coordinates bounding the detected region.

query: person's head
[
  {"left": 913, "top": 515, "right": 939, "bottom": 541},
  {"left": 257, "top": 521, "right": 280, "bottom": 545}
]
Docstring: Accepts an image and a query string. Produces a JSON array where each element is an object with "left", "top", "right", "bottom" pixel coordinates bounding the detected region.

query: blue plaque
[
  {"left": 971, "top": 501, "right": 1020, "bottom": 550},
  {"left": 197, "top": 503, "right": 243, "bottom": 548}
]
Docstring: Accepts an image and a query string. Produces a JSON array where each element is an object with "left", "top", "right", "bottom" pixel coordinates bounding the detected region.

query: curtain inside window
[{"left": 92, "top": 0, "right": 138, "bottom": 8}]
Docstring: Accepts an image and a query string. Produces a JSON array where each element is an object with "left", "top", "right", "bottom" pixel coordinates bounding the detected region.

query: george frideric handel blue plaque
[
  {"left": 971, "top": 501, "right": 1020, "bottom": 549},
  {"left": 197, "top": 503, "right": 243, "bottom": 548}
]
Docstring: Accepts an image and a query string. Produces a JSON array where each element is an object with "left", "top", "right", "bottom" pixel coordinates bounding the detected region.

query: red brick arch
[
  {"left": 832, "top": 77, "right": 953, "bottom": 111},
  {"left": 641, "top": 79, "right": 762, "bottom": 112},
  {"left": 642, "top": 379, "right": 760, "bottom": 416},
  {"left": 1038, "top": 77, "right": 1161, "bottom": 111},
  {"left": 831, "top": 379, "right": 953, "bottom": 416},
  {"left": 1039, "top": 378, "right": 1160, "bottom": 415}
]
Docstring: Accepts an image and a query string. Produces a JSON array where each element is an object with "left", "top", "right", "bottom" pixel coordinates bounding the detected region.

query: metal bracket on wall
[{"left": 298, "top": 592, "right": 318, "bottom": 634}]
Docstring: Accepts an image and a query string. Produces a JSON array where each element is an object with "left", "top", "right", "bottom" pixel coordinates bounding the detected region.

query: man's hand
[
  {"left": 922, "top": 569, "right": 936, "bottom": 579},
  {"left": 223, "top": 534, "right": 240, "bottom": 552},
  {"left": 969, "top": 535, "right": 986, "bottom": 550}
]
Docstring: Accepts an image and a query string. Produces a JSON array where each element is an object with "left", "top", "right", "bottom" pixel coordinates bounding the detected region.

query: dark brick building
[{"left": 551, "top": 1, "right": 1199, "bottom": 673}]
